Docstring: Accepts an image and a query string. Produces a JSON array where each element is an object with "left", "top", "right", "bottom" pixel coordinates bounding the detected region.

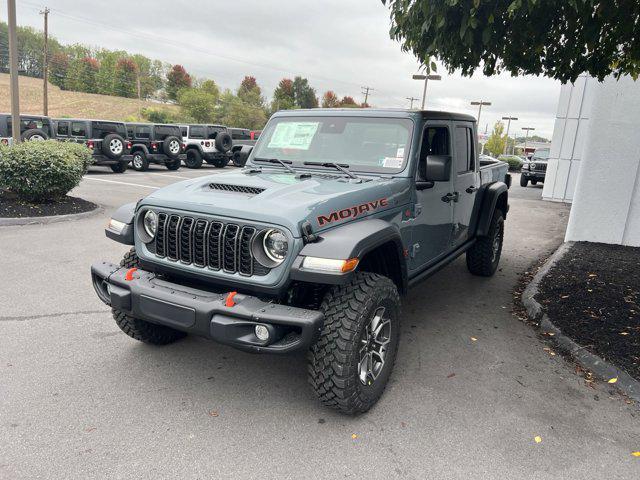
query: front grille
[
  {"left": 209, "top": 183, "right": 265, "bottom": 195},
  {"left": 532, "top": 162, "right": 547, "bottom": 172},
  {"left": 155, "top": 213, "right": 269, "bottom": 276}
]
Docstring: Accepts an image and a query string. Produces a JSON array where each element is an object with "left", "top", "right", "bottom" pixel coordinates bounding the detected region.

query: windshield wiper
[
  {"left": 253, "top": 157, "right": 297, "bottom": 174},
  {"left": 303, "top": 161, "right": 359, "bottom": 179}
]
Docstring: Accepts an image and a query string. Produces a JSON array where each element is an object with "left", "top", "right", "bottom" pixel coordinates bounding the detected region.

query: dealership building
[{"left": 542, "top": 75, "right": 640, "bottom": 247}]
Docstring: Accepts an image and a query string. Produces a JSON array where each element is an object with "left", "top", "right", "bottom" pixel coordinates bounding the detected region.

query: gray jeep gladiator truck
[{"left": 91, "top": 109, "right": 510, "bottom": 414}]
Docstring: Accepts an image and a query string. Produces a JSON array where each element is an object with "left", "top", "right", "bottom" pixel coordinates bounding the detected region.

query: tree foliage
[
  {"left": 271, "top": 78, "right": 296, "bottom": 111},
  {"left": 166, "top": 64, "right": 192, "bottom": 100},
  {"left": 484, "top": 121, "right": 507, "bottom": 157},
  {"left": 113, "top": 58, "right": 138, "bottom": 98},
  {"left": 383, "top": 0, "right": 640, "bottom": 83},
  {"left": 321, "top": 90, "right": 340, "bottom": 108},
  {"left": 293, "top": 76, "right": 319, "bottom": 108},
  {"left": 339, "top": 96, "right": 358, "bottom": 108},
  {"left": 178, "top": 87, "right": 219, "bottom": 123},
  {"left": 66, "top": 57, "right": 99, "bottom": 93}
]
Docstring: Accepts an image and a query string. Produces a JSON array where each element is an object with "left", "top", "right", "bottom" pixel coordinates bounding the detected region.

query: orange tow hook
[
  {"left": 124, "top": 268, "right": 138, "bottom": 281},
  {"left": 225, "top": 291, "right": 238, "bottom": 307}
]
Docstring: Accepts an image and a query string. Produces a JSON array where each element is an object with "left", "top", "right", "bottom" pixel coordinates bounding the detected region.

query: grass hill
[{"left": 0, "top": 73, "right": 179, "bottom": 121}]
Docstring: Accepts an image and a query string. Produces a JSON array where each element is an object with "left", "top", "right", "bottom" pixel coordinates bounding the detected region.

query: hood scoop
[{"left": 208, "top": 183, "right": 265, "bottom": 196}]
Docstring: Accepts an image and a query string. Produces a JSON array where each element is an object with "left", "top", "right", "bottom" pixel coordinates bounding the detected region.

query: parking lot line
[
  {"left": 83, "top": 177, "right": 159, "bottom": 189},
  {"left": 140, "top": 173, "right": 191, "bottom": 180}
]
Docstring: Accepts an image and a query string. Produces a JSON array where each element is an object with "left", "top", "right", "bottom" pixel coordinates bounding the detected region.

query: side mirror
[{"left": 425, "top": 155, "right": 451, "bottom": 182}]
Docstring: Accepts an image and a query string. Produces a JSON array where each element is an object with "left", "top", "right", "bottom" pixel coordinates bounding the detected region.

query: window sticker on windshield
[
  {"left": 383, "top": 157, "right": 403, "bottom": 168},
  {"left": 396, "top": 147, "right": 405, "bottom": 158},
  {"left": 267, "top": 122, "right": 319, "bottom": 150}
]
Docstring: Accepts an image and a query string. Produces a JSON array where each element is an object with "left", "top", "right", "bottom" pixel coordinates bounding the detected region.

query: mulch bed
[
  {"left": 537, "top": 242, "right": 640, "bottom": 381},
  {"left": 0, "top": 191, "right": 97, "bottom": 219}
]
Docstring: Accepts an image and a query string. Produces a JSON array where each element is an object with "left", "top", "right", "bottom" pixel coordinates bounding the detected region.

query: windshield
[
  {"left": 250, "top": 116, "right": 413, "bottom": 173},
  {"left": 532, "top": 148, "right": 550, "bottom": 160}
]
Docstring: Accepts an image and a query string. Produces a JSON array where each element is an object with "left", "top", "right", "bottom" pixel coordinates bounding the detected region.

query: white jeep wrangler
[{"left": 179, "top": 124, "right": 233, "bottom": 169}]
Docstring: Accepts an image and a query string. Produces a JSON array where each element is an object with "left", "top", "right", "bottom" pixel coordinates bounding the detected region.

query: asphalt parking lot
[{"left": 1, "top": 168, "right": 638, "bottom": 479}]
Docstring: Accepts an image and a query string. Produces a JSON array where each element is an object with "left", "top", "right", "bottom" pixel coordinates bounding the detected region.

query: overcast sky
[{"left": 3, "top": 0, "right": 560, "bottom": 138}]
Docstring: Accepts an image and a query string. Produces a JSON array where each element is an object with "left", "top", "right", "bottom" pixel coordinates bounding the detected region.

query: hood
[{"left": 140, "top": 169, "right": 408, "bottom": 237}]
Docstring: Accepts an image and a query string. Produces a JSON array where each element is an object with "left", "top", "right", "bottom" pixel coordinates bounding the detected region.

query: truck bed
[{"left": 479, "top": 158, "right": 509, "bottom": 185}]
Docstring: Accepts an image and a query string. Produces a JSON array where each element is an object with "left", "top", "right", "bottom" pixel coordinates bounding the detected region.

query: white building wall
[
  {"left": 542, "top": 74, "right": 596, "bottom": 202},
  {"left": 565, "top": 75, "right": 640, "bottom": 247}
]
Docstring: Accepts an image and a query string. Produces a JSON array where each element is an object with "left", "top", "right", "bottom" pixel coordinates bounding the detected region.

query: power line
[{"left": 361, "top": 86, "right": 374, "bottom": 105}]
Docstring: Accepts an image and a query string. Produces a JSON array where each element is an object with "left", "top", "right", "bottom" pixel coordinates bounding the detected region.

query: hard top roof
[{"left": 273, "top": 108, "right": 476, "bottom": 122}]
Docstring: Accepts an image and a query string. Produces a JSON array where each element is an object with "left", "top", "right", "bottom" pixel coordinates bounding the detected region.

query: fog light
[{"left": 255, "top": 324, "right": 270, "bottom": 342}]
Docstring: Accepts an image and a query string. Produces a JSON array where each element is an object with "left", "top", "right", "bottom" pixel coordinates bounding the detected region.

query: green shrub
[
  {"left": 0, "top": 140, "right": 92, "bottom": 202},
  {"left": 499, "top": 154, "right": 524, "bottom": 171}
]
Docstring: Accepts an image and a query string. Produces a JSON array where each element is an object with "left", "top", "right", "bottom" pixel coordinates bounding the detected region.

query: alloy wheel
[{"left": 358, "top": 306, "right": 391, "bottom": 386}]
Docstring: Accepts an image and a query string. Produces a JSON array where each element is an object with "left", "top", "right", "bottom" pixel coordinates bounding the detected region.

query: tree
[
  {"left": 200, "top": 79, "right": 220, "bottom": 98},
  {"left": 178, "top": 87, "right": 219, "bottom": 123},
  {"left": 321, "top": 91, "right": 340, "bottom": 108},
  {"left": 293, "top": 76, "right": 318, "bottom": 109},
  {"left": 271, "top": 78, "right": 296, "bottom": 111},
  {"left": 166, "top": 64, "right": 192, "bottom": 101},
  {"left": 237, "top": 75, "right": 265, "bottom": 108},
  {"left": 339, "top": 96, "right": 358, "bottom": 108},
  {"left": 49, "top": 52, "right": 70, "bottom": 89},
  {"left": 66, "top": 57, "right": 99, "bottom": 93},
  {"left": 383, "top": 0, "right": 640, "bottom": 83},
  {"left": 483, "top": 121, "right": 507, "bottom": 157},
  {"left": 113, "top": 58, "right": 138, "bottom": 98},
  {"left": 217, "top": 89, "right": 267, "bottom": 130}
]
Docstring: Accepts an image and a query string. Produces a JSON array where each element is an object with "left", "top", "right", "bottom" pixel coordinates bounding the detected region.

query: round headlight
[
  {"left": 263, "top": 229, "right": 288, "bottom": 263},
  {"left": 530, "top": 163, "right": 536, "bottom": 170},
  {"left": 143, "top": 210, "right": 157, "bottom": 239}
]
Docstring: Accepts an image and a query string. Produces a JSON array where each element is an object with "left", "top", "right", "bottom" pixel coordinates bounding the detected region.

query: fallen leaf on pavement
[
  {"left": 608, "top": 378, "right": 618, "bottom": 384},
  {"left": 470, "top": 337, "right": 477, "bottom": 342},
  {"left": 352, "top": 433, "right": 358, "bottom": 439},
  {"left": 620, "top": 332, "right": 629, "bottom": 336},
  {"left": 632, "top": 451, "right": 640, "bottom": 457},
  {"left": 534, "top": 436, "right": 542, "bottom": 444},
  {"left": 447, "top": 373, "right": 456, "bottom": 378},
  {"left": 209, "top": 410, "right": 219, "bottom": 417}
]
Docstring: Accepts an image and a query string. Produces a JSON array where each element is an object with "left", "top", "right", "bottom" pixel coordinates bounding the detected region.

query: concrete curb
[
  {"left": 0, "top": 203, "right": 103, "bottom": 227},
  {"left": 522, "top": 242, "right": 640, "bottom": 403}
]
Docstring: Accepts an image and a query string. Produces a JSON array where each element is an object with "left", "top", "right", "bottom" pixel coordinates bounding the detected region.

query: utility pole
[
  {"left": 522, "top": 127, "right": 535, "bottom": 156},
  {"left": 8, "top": 0, "right": 20, "bottom": 143},
  {"left": 406, "top": 96, "right": 419, "bottom": 109},
  {"left": 501, "top": 116, "right": 518, "bottom": 155},
  {"left": 40, "top": 7, "right": 50, "bottom": 116},
  {"left": 470, "top": 100, "right": 491, "bottom": 126},
  {"left": 412, "top": 73, "right": 441, "bottom": 109},
  {"left": 361, "top": 86, "right": 374, "bottom": 106}
]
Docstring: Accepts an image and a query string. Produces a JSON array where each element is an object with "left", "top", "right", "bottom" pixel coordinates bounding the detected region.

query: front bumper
[
  {"left": 91, "top": 262, "right": 324, "bottom": 353},
  {"left": 202, "top": 151, "right": 232, "bottom": 161}
]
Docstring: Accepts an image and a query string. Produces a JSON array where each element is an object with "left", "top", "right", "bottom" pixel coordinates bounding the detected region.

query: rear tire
[
  {"left": 165, "top": 158, "right": 181, "bottom": 170},
  {"left": 131, "top": 151, "right": 149, "bottom": 171},
  {"left": 110, "top": 162, "right": 127, "bottom": 173},
  {"left": 184, "top": 149, "right": 203, "bottom": 169},
  {"left": 112, "top": 248, "right": 186, "bottom": 345},
  {"left": 21, "top": 128, "right": 49, "bottom": 141},
  {"left": 520, "top": 175, "right": 528, "bottom": 187},
  {"left": 466, "top": 209, "right": 504, "bottom": 277},
  {"left": 102, "top": 133, "right": 125, "bottom": 160},
  {"left": 530, "top": 179, "right": 538, "bottom": 185},
  {"left": 308, "top": 272, "right": 401, "bottom": 415},
  {"left": 212, "top": 157, "right": 228, "bottom": 168}
]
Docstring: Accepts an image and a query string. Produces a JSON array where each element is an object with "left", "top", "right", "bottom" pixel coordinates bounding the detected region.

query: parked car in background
[
  {"left": 126, "top": 123, "right": 183, "bottom": 171},
  {"left": 498, "top": 154, "right": 523, "bottom": 172},
  {"left": 229, "top": 127, "right": 258, "bottom": 167},
  {"left": 53, "top": 118, "right": 131, "bottom": 173},
  {"left": 180, "top": 124, "right": 233, "bottom": 169},
  {"left": 0, "top": 114, "right": 54, "bottom": 144},
  {"left": 520, "top": 147, "right": 549, "bottom": 187}
]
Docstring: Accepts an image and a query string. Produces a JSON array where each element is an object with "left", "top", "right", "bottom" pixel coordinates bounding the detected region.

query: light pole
[
  {"left": 412, "top": 73, "right": 441, "bottom": 109},
  {"left": 7, "top": 0, "right": 20, "bottom": 143},
  {"left": 502, "top": 116, "right": 518, "bottom": 154},
  {"left": 470, "top": 100, "right": 491, "bottom": 126},
  {"left": 522, "top": 127, "right": 535, "bottom": 156}
]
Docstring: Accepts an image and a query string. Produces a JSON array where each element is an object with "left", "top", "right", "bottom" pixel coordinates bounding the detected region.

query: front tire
[
  {"left": 466, "top": 209, "right": 504, "bottom": 277},
  {"left": 308, "top": 272, "right": 401, "bottom": 415},
  {"left": 131, "top": 151, "right": 149, "bottom": 171},
  {"left": 112, "top": 248, "right": 186, "bottom": 345},
  {"left": 165, "top": 158, "right": 181, "bottom": 170},
  {"left": 520, "top": 175, "right": 528, "bottom": 187},
  {"left": 110, "top": 162, "right": 127, "bottom": 173}
]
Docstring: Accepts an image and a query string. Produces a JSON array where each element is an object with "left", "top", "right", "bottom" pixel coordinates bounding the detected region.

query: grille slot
[
  {"left": 209, "top": 183, "right": 265, "bottom": 195},
  {"left": 532, "top": 162, "right": 547, "bottom": 172},
  {"left": 154, "top": 213, "right": 271, "bottom": 277}
]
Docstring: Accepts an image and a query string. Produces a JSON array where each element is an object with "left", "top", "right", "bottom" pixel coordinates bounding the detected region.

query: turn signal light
[{"left": 302, "top": 257, "right": 359, "bottom": 273}]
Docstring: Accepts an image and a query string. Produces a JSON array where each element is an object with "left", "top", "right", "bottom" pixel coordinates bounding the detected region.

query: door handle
[
  {"left": 466, "top": 186, "right": 478, "bottom": 194},
  {"left": 441, "top": 192, "right": 459, "bottom": 203}
]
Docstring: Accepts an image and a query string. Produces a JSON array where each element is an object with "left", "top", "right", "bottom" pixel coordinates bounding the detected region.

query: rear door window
[
  {"left": 71, "top": 122, "right": 87, "bottom": 137},
  {"left": 135, "top": 126, "right": 152, "bottom": 139},
  {"left": 454, "top": 126, "right": 474, "bottom": 173},
  {"left": 56, "top": 121, "right": 69, "bottom": 136},
  {"left": 190, "top": 126, "right": 205, "bottom": 139},
  {"left": 154, "top": 125, "right": 180, "bottom": 139}
]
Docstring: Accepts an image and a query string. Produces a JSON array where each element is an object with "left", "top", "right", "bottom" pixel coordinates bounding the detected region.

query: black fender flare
[
  {"left": 475, "top": 182, "right": 509, "bottom": 237},
  {"left": 185, "top": 144, "right": 204, "bottom": 155},
  {"left": 130, "top": 144, "right": 149, "bottom": 156},
  {"left": 105, "top": 202, "right": 136, "bottom": 245},
  {"left": 290, "top": 219, "right": 408, "bottom": 293}
]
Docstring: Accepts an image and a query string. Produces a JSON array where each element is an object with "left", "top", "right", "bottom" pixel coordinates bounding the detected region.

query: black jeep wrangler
[
  {"left": 0, "top": 113, "right": 54, "bottom": 144},
  {"left": 125, "top": 123, "right": 183, "bottom": 172},
  {"left": 180, "top": 124, "right": 233, "bottom": 169},
  {"left": 53, "top": 119, "right": 131, "bottom": 173}
]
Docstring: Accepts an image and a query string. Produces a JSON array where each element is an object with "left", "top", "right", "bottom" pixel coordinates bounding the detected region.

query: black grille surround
[
  {"left": 154, "top": 212, "right": 272, "bottom": 277},
  {"left": 531, "top": 162, "right": 548, "bottom": 172}
]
